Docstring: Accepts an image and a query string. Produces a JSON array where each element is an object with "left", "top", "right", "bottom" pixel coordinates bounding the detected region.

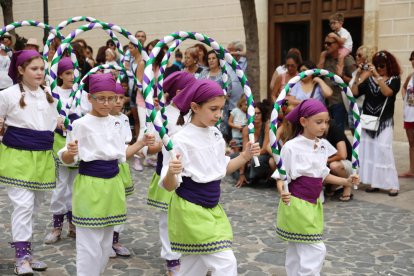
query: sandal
[
  {"left": 339, "top": 194, "right": 353, "bottom": 202},
  {"left": 388, "top": 190, "right": 399, "bottom": 197},
  {"left": 365, "top": 187, "right": 380, "bottom": 193},
  {"left": 398, "top": 172, "right": 414, "bottom": 178}
]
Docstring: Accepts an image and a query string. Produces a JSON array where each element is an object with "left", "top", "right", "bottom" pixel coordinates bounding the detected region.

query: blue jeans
[{"left": 329, "top": 103, "right": 347, "bottom": 132}]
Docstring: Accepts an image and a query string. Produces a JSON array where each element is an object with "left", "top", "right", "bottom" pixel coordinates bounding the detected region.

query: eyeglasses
[
  {"left": 90, "top": 94, "right": 116, "bottom": 104},
  {"left": 286, "top": 64, "right": 296, "bottom": 68},
  {"left": 375, "top": 64, "right": 386, "bottom": 69},
  {"left": 324, "top": 41, "right": 336, "bottom": 46},
  {"left": 255, "top": 112, "right": 262, "bottom": 115}
]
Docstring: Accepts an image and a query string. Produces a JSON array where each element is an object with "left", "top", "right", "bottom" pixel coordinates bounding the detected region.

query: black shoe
[
  {"left": 365, "top": 187, "right": 380, "bottom": 193},
  {"left": 388, "top": 191, "right": 399, "bottom": 197}
]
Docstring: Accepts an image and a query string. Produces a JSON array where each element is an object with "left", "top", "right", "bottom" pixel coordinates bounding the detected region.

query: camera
[{"left": 362, "top": 64, "right": 369, "bottom": 71}]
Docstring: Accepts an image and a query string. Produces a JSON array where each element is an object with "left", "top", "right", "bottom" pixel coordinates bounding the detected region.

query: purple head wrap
[
  {"left": 115, "top": 83, "right": 126, "bottom": 95},
  {"left": 8, "top": 50, "right": 42, "bottom": 84},
  {"left": 285, "top": 99, "right": 328, "bottom": 124},
  {"left": 173, "top": 79, "right": 224, "bottom": 114},
  {"left": 83, "top": 73, "right": 116, "bottom": 94},
  {"left": 164, "top": 71, "right": 196, "bottom": 104},
  {"left": 57, "top": 57, "right": 74, "bottom": 75}
]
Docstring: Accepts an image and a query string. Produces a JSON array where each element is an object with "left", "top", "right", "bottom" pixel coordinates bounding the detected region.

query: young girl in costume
[
  {"left": 110, "top": 82, "right": 133, "bottom": 258},
  {"left": 58, "top": 73, "right": 154, "bottom": 276},
  {"left": 147, "top": 71, "right": 195, "bottom": 275},
  {"left": 275, "top": 99, "right": 360, "bottom": 275},
  {"left": 0, "top": 50, "right": 58, "bottom": 275},
  {"left": 160, "top": 79, "right": 260, "bottom": 275},
  {"left": 45, "top": 57, "right": 78, "bottom": 244}
]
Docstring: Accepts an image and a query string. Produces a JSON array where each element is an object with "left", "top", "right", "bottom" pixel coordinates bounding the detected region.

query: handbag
[{"left": 360, "top": 98, "right": 388, "bottom": 131}]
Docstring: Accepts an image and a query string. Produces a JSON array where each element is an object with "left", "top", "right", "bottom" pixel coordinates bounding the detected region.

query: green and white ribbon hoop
[
  {"left": 269, "top": 68, "right": 361, "bottom": 193},
  {"left": 49, "top": 21, "right": 147, "bottom": 130},
  {"left": 144, "top": 31, "right": 259, "bottom": 166}
]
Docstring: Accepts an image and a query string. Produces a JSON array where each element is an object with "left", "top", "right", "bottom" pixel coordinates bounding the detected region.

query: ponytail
[
  {"left": 40, "top": 85, "right": 55, "bottom": 104},
  {"left": 176, "top": 113, "right": 186, "bottom": 126}
]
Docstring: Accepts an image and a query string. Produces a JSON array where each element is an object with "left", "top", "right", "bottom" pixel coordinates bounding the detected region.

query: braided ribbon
[
  {"left": 270, "top": 68, "right": 361, "bottom": 193},
  {"left": 49, "top": 21, "right": 147, "bottom": 130},
  {"left": 144, "top": 31, "right": 259, "bottom": 167}
]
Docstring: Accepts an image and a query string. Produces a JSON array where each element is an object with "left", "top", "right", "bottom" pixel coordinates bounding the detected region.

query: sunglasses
[
  {"left": 324, "top": 41, "right": 336, "bottom": 46},
  {"left": 375, "top": 64, "right": 386, "bottom": 69}
]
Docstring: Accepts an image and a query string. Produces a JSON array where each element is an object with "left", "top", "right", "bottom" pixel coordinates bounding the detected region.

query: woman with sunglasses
[
  {"left": 271, "top": 53, "right": 301, "bottom": 102},
  {"left": 399, "top": 51, "right": 414, "bottom": 178},
  {"left": 351, "top": 50, "right": 401, "bottom": 196}
]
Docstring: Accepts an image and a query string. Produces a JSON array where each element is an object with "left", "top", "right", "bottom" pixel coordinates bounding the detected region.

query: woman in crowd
[{"left": 271, "top": 53, "right": 301, "bottom": 102}]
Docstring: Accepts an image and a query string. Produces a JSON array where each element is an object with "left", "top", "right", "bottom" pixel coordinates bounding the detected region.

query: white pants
[
  {"left": 8, "top": 187, "right": 44, "bottom": 241},
  {"left": 50, "top": 166, "right": 77, "bottom": 214},
  {"left": 76, "top": 226, "right": 114, "bottom": 276},
  {"left": 178, "top": 250, "right": 237, "bottom": 276},
  {"left": 137, "top": 105, "right": 146, "bottom": 140},
  {"left": 159, "top": 212, "right": 181, "bottom": 260},
  {"left": 286, "top": 242, "right": 326, "bottom": 276}
]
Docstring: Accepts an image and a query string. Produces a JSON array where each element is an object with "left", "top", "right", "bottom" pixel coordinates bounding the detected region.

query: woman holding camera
[{"left": 351, "top": 50, "right": 401, "bottom": 196}]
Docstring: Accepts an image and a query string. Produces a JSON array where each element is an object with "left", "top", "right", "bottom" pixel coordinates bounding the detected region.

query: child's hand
[
  {"left": 168, "top": 154, "right": 182, "bottom": 175},
  {"left": 56, "top": 117, "right": 66, "bottom": 130},
  {"left": 67, "top": 140, "right": 78, "bottom": 157},
  {"left": 347, "top": 174, "right": 360, "bottom": 186},
  {"left": 281, "top": 191, "right": 291, "bottom": 205},
  {"left": 142, "top": 133, "right": 155, "bottom": 146},
  {"left": 241, "top": 142, "right": 260, "bottom": 161}
]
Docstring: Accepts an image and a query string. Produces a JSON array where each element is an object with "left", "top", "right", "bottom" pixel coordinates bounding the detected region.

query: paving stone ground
[{"left": 0, "top": 142, "right": 413, "bottom": 275}]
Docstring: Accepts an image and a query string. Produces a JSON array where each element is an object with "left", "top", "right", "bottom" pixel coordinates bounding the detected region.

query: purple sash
[
  {"left": 289, "top": 176, "right": 323, "bottom": 204},
  {"left": 176, "top": 176, "right": 221, "bottom": 208},
  {"left": 155, "top": 152, "right": 163, "bottom": 175},
  {"left": 2, "top": 126, "right": 53, "bottom": 151},
  {"left": 79, "top": 160, "right": 119, "bottom": 179}
]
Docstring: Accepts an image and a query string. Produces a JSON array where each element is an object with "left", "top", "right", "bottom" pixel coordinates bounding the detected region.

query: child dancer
[
  {"left": 58, "top": 73, "right": 154, "bottom": 276},
  {"left": 45, "top": 57, "right": 77, "bottom": 244},
  {"left": 275, "top": 99, "right": 359, "bottom": 275},
  {"left": 0, "top": 50, "right": 58, "bottom": 275},
  {"left": 110, "top": 83, "right": 133, "bottom": 258},
  {"left": 160, "top": 79, "right": 260, "bottom": 275},
  {"left": 147, "top": 71, "right": 195, "bottom": 275}
]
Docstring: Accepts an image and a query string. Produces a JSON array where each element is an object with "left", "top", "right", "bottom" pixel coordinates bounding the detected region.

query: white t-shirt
[
  {"left": 113, "top": 113, "right": 132, "bottom": 144},
  {"left": 230, "top": 107, "right": 247, "bottom": 139},
  {"left": 338, "top": 27, "right": 353, "bottom": 52},
  {"left": 0, "top": 84, "right": 58, "bottom": 131},
  {"left": 281, "top": 135, "right": 337, "bottom": 182},
  {"left": 159, "top": 123, "right": 231, "bottom": 186},
  {"left": 404, "top": 75, "right": 414, "bottom": 122},
  {"left": 0, "top": 56, "right": 12, "bottom": 89},
  {"left": 58, "top": 113, "right": 126, "bottom": 165}
]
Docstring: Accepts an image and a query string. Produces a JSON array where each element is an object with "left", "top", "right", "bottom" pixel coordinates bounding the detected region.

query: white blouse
[
  {"left": 0, "top": 84, "right": 58, "bottom": 131},
  {"left": 159, "top": 123, "right": 230, "bottom": 186},
  {"left": 113, "top": 112, "right": 132, "bottom": 144},
  {"left": 281, "top": 135, "right": 337, "bottom": 182},
  {"left": 58, "top": 113, "right": 126, "bottom": 165}
]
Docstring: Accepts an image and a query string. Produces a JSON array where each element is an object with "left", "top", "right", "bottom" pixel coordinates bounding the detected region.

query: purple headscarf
[
  {"left": 8, "top": 50, "right": 42, "bottom": 84},
  {"left": 115, "top": 83, "right": 126, "bottom": 95},
  {"left": 173, "top": 79, "right": 224, "bottom": 114},
  {"left": 57, "top": 57, "right": 74, "bottom": 75},
  {"left": 83, "top": 73, "right": 116, "bottom": 94},
  {"left": 163, "top": 71, "right": 196, "bottom": 104},
  {"left": 285, "top": 99, "right": 328, "bottom": 124}
]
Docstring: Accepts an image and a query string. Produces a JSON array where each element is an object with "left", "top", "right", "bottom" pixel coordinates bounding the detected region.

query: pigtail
[
  {"left": 176, "top": 113, "right": 186, "bottom": 126},
  {"left": 18, "top": 82, "right": 26, "bottom": 108},
  {"left": 40, "top": 85, "right": 55, "bottom": 104}
]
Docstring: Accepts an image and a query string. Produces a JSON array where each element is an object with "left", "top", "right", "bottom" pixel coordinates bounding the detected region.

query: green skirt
[
  {"left": 168, "top": 193, "right": 233, "bottom": 254},
  {"left": 276, "top": 196, "right": 324, "bottom": 243},
  {"left": 53, "top": 132, "right": 66, "bottom": 162},
  {"left": 119, "top": 162, "right": 134, "bottom": 196},
  {"left": 0, "top": 144, "right": 56, "bottom": 190},
  {"left": 147, "top": 172, "right": 171, "bottom": 211},
  {"left": 72, "top": 173, "right": 126, "bottom": 228}
]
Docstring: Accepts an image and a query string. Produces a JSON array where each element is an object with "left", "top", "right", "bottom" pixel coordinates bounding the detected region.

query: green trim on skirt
[
  {"left": 119, "top": 162, "right": 134, "bottom": 196},
  {"left": 168, "top": 193, "right": 233, "bottom": 254},
  {"left": 0, "top": 144, "right": 56, "bottom": 190},
  {"left": 276, "top": 196, "right": 324, "bottom": 243},
  {"left": 147, "top": 172, "right": 171, "bottom": 211},
  {"left": 72, "top": 173, "right": 126, "bottom": 228}
]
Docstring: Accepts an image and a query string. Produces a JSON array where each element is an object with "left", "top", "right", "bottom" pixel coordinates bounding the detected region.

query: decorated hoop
[
  {"left": 49, "top": 21, "right": 147, "bottom": 130},
  {"left": 144, "top": 31, "right": 259, "bottom": 166},
  {"left": 269, "top": 68, "right": 361, "bottom": 192}
]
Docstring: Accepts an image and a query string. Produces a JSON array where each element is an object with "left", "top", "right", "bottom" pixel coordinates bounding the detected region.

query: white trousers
[
  {"left": 8, "top": 187, "right": 44, "bottom": 241},
  {"left": 286, "top": 242, "right": 326, "bottom": 276},
  {"left": 50, "top": 166, "right": 77, "bottom": 215},
  {"left": 76, "top": 226, "right": 114, "bottom": 276},
  {"left": 137, "top": 105, "right": 146, "bottom": 140},
  {"left": 178, "top": 250, "right": 237, "bottom": 276},
  {"left": 159, "top": 212, "right": 181, "bottom": 260}
]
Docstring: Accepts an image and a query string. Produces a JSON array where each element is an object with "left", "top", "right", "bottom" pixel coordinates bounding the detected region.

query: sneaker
[
  {"left": 112, "top": 244, "right": 131, "bottom": 257},
  {"left": 30, "top": 259, "right": 48, "bottom": 271},
  {"left": 68, "top": 223, "right": 76, "bottom": 238},
  {"left": 109, "top": 248, "right": 117, "bottom": 259},
  {"left": 14, "top": 256, "right": 33, "bottom": 275},
  {"left": 44, "top": 228, "right": 62, "bottom": 244},
  {"left": 133, "top": 156, "right": 143, "bottom": 171}
]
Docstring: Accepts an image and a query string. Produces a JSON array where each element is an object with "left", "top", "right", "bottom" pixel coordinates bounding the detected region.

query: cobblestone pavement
[{"left": 0, "top": 160, "right": 413, "bottom": 275}]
